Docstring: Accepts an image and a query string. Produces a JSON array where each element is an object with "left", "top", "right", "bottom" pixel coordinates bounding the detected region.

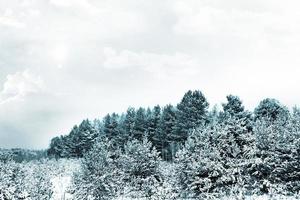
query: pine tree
[
  {"left": 73, "top": 138, "right": 123, "bottom": 200},
  {"left": 156, "top": 104, "right": 177, "bottom": 160},
  {"left": 47, "top": 136, "right": 65, "bottom": 158},
  {"left": 103, "top": 113, "right": 124, "bottom": 148},
  {"left": 133, "top": 107, "right": 147, "bottom": 140},
  {"left": 75, "top": 119, "right": 98, "bottom": 157},
  {"left": 174, "top": 90, "right": 209, "bottom": 143},
  {"left": 120, "top": 138, "right": 162, "bottom": 199},
  {"left": 65, "top": 125, "right": 80, "bottom": 157},
  {"left": 221, "top": 95, "right": 253, "bottom": 131},
  {"left": 146, "top": 105, "right": 161, "bottom": 148},
  {"left": 122, "top": 107, "right": 136, "bottom": 140},
  {"left": 175, "top": 118, "right": 255, "bottom": 198},
  {"left": 254, "top": 98, "right": 289, "bottom": 122}
]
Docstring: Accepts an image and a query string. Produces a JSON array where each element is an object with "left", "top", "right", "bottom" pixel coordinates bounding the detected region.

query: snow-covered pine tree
[
  {"left": 220, "top": 95, "right": 253, "bottom": 131},
  {"left": 119, "top": 138, "right": 162, "bottom": 199},
  {"left": 146, "top": 105, "right": 161, "bottom": 148},
  {"left": 133, "top": 107, "right": 147, "bottom": 141},
  {"left": 248, "top": 115, "right": 300, "bottom": 193},
  {"left": 103, "top": 113, "right": 125, "bottom": 148},
  {"left": 156, "top": 104, "right": 177, "bottom": 161},
  {"left": 74, "top": 119, "right": 98, "bottom": 157},
  {"left": 174, "top": 90, "right": 209, "bottom": 144},
  {"left": 175, "top": 117, "right": 255, "bottom": 198},
  {"left": 73, "top": 138, "right": 123, "bottom": 200},
  {"left": 254, "top": 98, "right": 290, "bottom": 123},
  {"left": 122, "top": 107, "right": 136, "bottom": 142}
]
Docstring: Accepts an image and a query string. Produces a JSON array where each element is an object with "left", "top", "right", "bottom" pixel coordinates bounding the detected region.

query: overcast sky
[{"left": 1, "top": 0, "right": 300, "bottom": 149}]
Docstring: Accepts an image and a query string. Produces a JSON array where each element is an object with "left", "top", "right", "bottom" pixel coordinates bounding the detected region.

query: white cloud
[
  {"left": 0, "top": 70, "right": 44, "bottom": 104},
  {"left": 173, "top": 0, "right": 300, "bottom": 41},
  {"left": 103, "top": 47, "right": 199, "bottom": 78},
  {"left": 2, "top": 0, "right": 300, "bottom": 148},
  {"left": 0, "top": 16, "right": 26, "bottom": 28}
]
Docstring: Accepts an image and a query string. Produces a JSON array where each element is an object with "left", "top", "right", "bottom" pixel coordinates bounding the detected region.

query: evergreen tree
[
  {"left": 207, "top": 104, "right": 220, "bottom": 125},
  {"left": 146, "top": 105, "right": 161, "bottom": 147},
  {"left": 103, "top": 113, "right": 124, "bottom": 148},
  {"left": 174, "top": 90, "right": 209, "bottom": 143},
  {"left": 222, "top": 95, "right": 245, "bottom": 116},
  {"left": 122, "top": 107, "right": 136, "bottom": 140},
  {"left": 175, "top": 119, "right": 255, "bottom": 198},
  {"left": 254, "top": 98, "right": 289, "bottom": 122},
  {"left": 221, "top": 95, "right": 253, "bottom": 131},
  {"left": 156, "top": 104, "right": 177, "bottom": 160},
  {"left": 75, "top": 119, "right": 98, "bottom": 157},
  {"left": 119, "top": 138, "right": 162, "bottom": 199},
  {"left": 66, "top": 125, "right": 80, "bottom": 157},
  {"left": 47, "top": 136, "right": 65, "bottom": 158},
  {"left": 133, "top": 107, "right": 147, "bottom": 140},
  {"left": 73, "top": 138, "right": 123, "bottom": 200},
  {"left": 248, "top": 117, "right": 300, "bottom": 193}
]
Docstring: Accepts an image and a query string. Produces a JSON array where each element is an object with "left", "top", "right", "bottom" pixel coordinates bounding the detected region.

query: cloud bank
[{"left": 1, "top": 0, "right": 300, "bottom": 148}]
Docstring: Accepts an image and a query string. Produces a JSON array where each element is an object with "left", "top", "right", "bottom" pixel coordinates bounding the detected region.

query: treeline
[
  {"left": 0, "top": 148, "right": 47, "bottom": 163},
  {"left": 71, "top": 93, "right": 300, "bottom": 199},
  {"left": 47, "top": 90, "right": 291, "bottom": 161}
]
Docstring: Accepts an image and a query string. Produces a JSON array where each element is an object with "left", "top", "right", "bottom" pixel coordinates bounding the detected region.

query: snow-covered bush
[
  {"left": 247, "top": 116, "right": 300, "bottom": 194},
  {"left": 73, "top": 137, "right": 163, "bottom": 199},
  {"left": 0, "top": 158, "right": 77, "bottom": 200},
  {"left": 175, "top": 117, "right": 255, "bottom": 198},
  {"left": 72, "top": 138, "right": 123, "bottom": 200},
  {"left": 119, "top": 138, "right": 162, "bottom": 199}
]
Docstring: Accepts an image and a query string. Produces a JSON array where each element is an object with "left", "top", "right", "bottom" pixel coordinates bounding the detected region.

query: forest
[{"left": 1, "top": 90, "right": 300, "bottom": 199}]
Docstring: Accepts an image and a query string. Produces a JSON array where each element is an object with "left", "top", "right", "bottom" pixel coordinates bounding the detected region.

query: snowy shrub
[
  {"left": 119, "top": 138, "right": 162, "bottom": 199},
  {"left": 175, "top": 117, "right": 255, "bottom": 198},
  {"left": 72, "top": 139, "right": 123, "bottom": 200},
  {"left": 73, "top": 137, "right": 163, "bottom": 199},
  {"left": 247, "top": 116, "right": 300, "bottom": 194}
]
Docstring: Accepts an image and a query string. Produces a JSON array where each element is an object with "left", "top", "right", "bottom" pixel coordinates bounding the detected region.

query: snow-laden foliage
[
  {"left": 174, "top": 111, "right": 300, "bottom": 198},
  {"left": 175, "top": 117, "right": 255, "bottom": 199},
  {"left": 2, "top": 90, "right": 300, "bottom": 199},
  {"left": 73, "top": 138, "right": 163, "bottom": 199},
  {"left": 0, "top": 159, "right": 78, "bottom": 200}
]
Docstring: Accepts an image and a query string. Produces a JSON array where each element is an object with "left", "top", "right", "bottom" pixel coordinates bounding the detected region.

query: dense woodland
[{"left": 1, "top": 90, "right": 300, "bottom": 199}]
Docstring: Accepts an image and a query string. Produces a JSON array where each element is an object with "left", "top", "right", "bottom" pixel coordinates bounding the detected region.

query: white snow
[{"left": 51, "top": 175, "right": 72, "bottom": 200}]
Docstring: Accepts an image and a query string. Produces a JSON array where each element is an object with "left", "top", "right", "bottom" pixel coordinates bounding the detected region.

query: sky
[{"left": 1, "top": 0, "right": 300, "bottom": 149}]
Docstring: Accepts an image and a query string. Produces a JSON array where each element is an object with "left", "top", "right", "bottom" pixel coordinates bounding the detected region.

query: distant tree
[
  {"left": 122, "top": 107, "right": 136, "bottom": 140},
  {"left": 207, "top": 105, "right": 220, "bottom": 125},
  {"left": 133, "top": 107, "right": 147, "bottom": 140},
  {"left": 171, "top": 90, "right": 209, "bottom": 160},
  {"left": 222, "top": 95, "right": 245, "bottom": 116},
  {"left": 103, "top": 113, "right": 124, "bottom": 148},
  {"left": 47, "top": 136, "right": 65, "bottom": 158},
  {"left": 93, "top": 118, "right": 104, "bottom": 136},
  {"left": 254, "top": 98, "right": 289, "bottom": 122},
  {"left": 48, "top": 119, "right": 97, "bottom": 158},
  {"left": 174, "top": 90, "right": 209, "bottom": 143},
  {"left": 156, "top": 104, "right": 177, "bottom": 160},
  {"left": 221, "top": 95, "right": 253, "bottom": 131},
  {"left": 74, "top": 119, "right": 98, "bottom": 157},
  {"left": 146, "top": 105, "right": 161, "bottom": 147},
  {"left": 65, "top": 125, "right": 80, "bottom": 157}
]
